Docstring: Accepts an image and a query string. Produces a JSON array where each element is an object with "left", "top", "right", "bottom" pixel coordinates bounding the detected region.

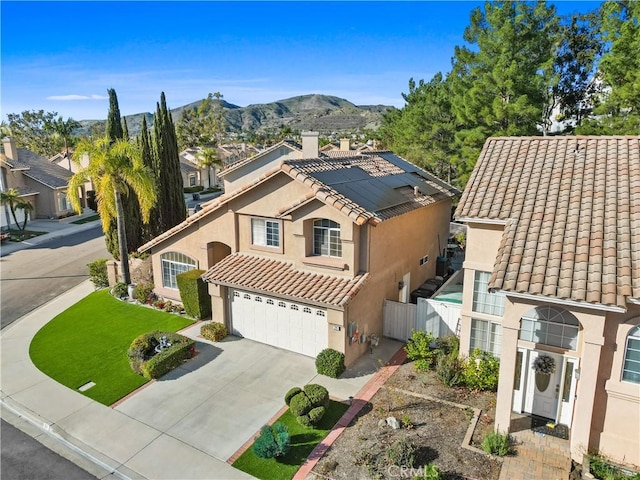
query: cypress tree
[
  {"left": 139, "top": 115, "right": 160, "bottom": 242},
  {"left": 104, "top": 89, "right": 144, "bottom": 257},
  {"left": 153, "top": 92, "right": 186, "bottom": 232},
  {"left": 122, "top": 117, "right": 130, "bottom": 141}
]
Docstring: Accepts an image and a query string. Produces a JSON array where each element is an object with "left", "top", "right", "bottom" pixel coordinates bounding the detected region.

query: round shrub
[
  {"left": 308, "top": 406, "right": 326, "bottom": 426},
  {"left": 134, "top": 283, "right": 155, "bottom": 304},
  {"left": 200, "top": 322, "right": 228, "bottom": 342},
  {"left": 284, "top": 387, "right": 302, "bottom": 406},
  {"left": 289, "top": 392, "right": 312, "bottom": 417},
  {"left": 297, "top": 414, "right": 312, "bottom": 428},
  {"left": 304, "top": 384, "right": 329, "bottom": 408},
  {"left": 463, "top": 349, "right": 500, "bottom": 391},
  {"left": 315, "top": 348, "right": 345, "bottom": 378}
]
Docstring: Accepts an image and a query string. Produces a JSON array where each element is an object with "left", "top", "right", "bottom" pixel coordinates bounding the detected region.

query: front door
[{"left": 524, "top": 351, "right": 563, "bottom": 420}]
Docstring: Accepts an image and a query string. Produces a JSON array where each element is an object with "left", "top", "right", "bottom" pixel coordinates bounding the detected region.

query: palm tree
[
  {"left": 47, "top": 116, "right": 80, "bottom": 170},
  {"left": 16, "top": 200, "right": 33, "bottom": 231},
  {"left": 68, "top": 137, "right": 157, "bottom": 285},
  {"left": 197, "top": 147, "right": 223, "bottom": 188},
  {"left": 0, "top": 188, "right": 25, "bottom": 231}
]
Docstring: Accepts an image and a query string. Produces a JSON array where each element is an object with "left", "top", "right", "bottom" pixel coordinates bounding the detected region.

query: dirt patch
[{"left": 311, "top": 362, "right": 501, "bottom": 480}]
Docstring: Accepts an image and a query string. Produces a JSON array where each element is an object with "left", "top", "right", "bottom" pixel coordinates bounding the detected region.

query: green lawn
[
  {"left": 71, "top": 214, "right": 101, "bottom": 224},
  {"left": 233, "top": 400, "right": 349, "bottom": 480},
  {"left": 29, "top": 290, "right": 193, "bottom": 405}
]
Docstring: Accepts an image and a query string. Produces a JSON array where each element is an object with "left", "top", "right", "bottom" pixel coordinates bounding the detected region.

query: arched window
[
  {"left": 519, "top": 306, "right": 579, "bottom": 350},
  {"left": 622, "top": 325, "right": 640, "bottom": 384},
  {"left": 313, "top": 219, "right": 341, "bottom": 257},
  {"left": 161, "top": 252, "right": 196, "bottom": 289}
]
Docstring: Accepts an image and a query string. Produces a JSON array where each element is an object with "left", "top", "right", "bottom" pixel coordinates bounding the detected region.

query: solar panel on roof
[{"left": 312, "top": 167, "right": 371, "bottom": 184}]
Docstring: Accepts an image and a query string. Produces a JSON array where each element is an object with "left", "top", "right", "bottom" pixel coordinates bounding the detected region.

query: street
[{"left": 0, "top": 225, "right": 108, "bottom": 329}]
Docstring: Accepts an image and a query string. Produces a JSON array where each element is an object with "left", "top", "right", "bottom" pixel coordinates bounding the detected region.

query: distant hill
[{"left": 76, "top": 94, "right": 395, "bottom": 137}]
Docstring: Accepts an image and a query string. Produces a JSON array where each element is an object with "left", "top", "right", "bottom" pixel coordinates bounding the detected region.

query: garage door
[{"left": 230, "top": 289, "right": 328, "bottom": 358}]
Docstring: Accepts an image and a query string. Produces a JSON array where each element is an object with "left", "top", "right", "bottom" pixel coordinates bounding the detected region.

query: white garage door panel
[{"left": 230, "top": 289, "right": 328, "bottom": 358}]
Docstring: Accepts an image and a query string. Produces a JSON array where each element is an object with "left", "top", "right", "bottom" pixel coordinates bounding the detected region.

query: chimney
[
  {"left": 301, "top": 131, "right": 319, "bottom": 159},
  {"left": 2, "top": 137, "right": 18, "bottom": 162},
  {"left": 414, "top": 186, "right": 420, "bottom": 197},
  {"left": 340, "top": 138, "right": 351, "bottom": 151}
]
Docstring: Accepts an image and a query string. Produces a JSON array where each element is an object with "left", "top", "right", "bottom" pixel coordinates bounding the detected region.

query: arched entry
[
  {"left": 207, "top": 242, "right": 231, "bottom": 267},
  {"left": 512, "top": 306, "right": 581, "bottom": 425}
]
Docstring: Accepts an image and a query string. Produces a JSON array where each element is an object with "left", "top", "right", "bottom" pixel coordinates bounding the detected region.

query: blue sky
[{"left": 1, "top": 1, "right": 600, "bottom": 121}]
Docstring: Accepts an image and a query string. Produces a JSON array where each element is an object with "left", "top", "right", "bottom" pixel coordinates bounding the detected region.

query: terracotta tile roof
[
  {"left": 455, "top": 136, "right": 640, "bottom": 309},
  {"left": 202, "top": 253, "right": 370, "bottom": 307}
]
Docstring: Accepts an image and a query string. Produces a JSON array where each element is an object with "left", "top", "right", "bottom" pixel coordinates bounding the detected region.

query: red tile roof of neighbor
[
  {"left": 201, "top": 253, "right": 370, "bottom": 307},
  {"left": 455, "top": 136, "right": 640, "bottom": 309}
]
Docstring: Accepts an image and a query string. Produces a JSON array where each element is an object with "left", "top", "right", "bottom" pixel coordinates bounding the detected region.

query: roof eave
[
  {"left": 455, "top": 216, "right": 508, "bottom": 226},
  {"left": 500, "top": 290, "right": 626, "bottom": 314}
]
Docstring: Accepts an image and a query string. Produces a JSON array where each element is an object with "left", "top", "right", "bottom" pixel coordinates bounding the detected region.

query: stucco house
[
  {"left": 179, "top": 147, "right": 224, "bottom": 190},
  {"left": 1, "top": 137, "right": 78, "bottom": 226},
  {"left": 454, "top": 136, "right": 639, "bottom": 468},
  {"left": 140, "top": 134, "right": 458, "bottom": 365}
]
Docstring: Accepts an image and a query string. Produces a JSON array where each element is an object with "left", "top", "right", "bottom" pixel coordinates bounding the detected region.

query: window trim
[
  {"left": 622, "top": 325, "right": 640, "bottom": 384},
  {"left": 313, "top": 219, "right": 342, "bottom": 258},
  {"left": 472, "top": 271, "right": 505, "bottom": 317},
  {"left": 250, "top": 217, "right": 283, "bottom": 253},
  {"left": 470, "top": 318, "right": 502, "bottom": 357},
  {"left": 160, "top": 252, "right": 197, "bottom": 290},
  {"left": 519, "top": 306, "right": 579, "bottom": 351}
]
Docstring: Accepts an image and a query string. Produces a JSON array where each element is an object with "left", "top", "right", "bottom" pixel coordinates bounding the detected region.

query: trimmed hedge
[
  {"left": 315, "top": 348, "right": 345, "bottom": 378},
  {"left": 200, "top": 322, "right": 227, "bottom": 342},
  {"left": 183, "top": 185, "right": 205, "bottom": 193},
  {"left": 285, "top": 384, "right": 329, "bottom": 427},
  {"left": 285, "top": 387, "right": 302, "bottom": 406},
  {"left": 176, "top": 269, "right": 211, "bottom": 320},
  {"left": 127, "top": 331, "right": 195, "bottom": 379}
]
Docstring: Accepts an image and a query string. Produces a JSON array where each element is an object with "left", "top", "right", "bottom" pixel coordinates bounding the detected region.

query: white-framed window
[
  {"left": 313, "top": 219, "right": 341, "bottom": 257},
  {"left": 472, "top": 271, "right": 505, "bottom": 316},
  {"left": 519, "top": 306, "right": 579, "bottom": 350},
  {"left": 161, "top": 252, "right": 196, "bottom": 289},
  {"left": 255, "top": 296, "right": 262, "bottom": 303},
  {"left": 188, "top": 174, "right": 196, "bottom": 187},
  {"left": 316, "top": 310, "right": 325, "bottom": 316},
  {"left": 58, "top": 191, "right": 71, "bottom": 211},
  {"left": 470, "top": 318, "right": 502, "bottom": 357},
  {"left": 278, "top": 301, "right": 286, "bottom": 308},
  {"left": 291, "top": 304, "right": 299, "bottom": 311},
  {"left": 251, "top": 218, "right": 280, "bottom": 247},
  {"left": 622, "top": 325, "right": 640, "bottom": 384}
]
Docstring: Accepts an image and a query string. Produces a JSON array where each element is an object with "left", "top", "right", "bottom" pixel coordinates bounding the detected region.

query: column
[{"left": 495, "top": 315, "right": 521, "bottom": 433}]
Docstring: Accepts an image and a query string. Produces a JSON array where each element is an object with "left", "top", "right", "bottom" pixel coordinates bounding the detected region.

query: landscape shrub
[
  {"left": 127, "top": 331, "right": 195, "bottom": 379},
  {"left": 200, "top": 322, "right": 228, "bottom": 342},
  {"left": 436, "top": 335, "right": 459, "bottom": 357},
  {"left": 418, "top": 463, "right": 444, "bottom": 480},
  {"left": 405, "top": 330, "right": 439, "bottom": 371},
  {"left": 87, "top": 258, "right": 109, "bottom": 289},
  {"left": 176, "top": 269, "right": 211, "bottom": 319},
  {"left": 289, "top": 392, "right": 313, "bottom": 417},
  {"left": 588, "top": 453, "right": 640, "bottom": 480},
  {"left": 462, "top": 349, "right": 500, "bottom": 391},
  {"left": 315, "top": 348, "right": 345, "bottom": 378},
  {"left": 386, "top": 437, "right": 416, "bottom": 467},
  {"left": 303, "top": 384, "right": 330, "bottom": 408},
  {"left": 133, "top": 283, "right": 155, "bottom": 304},
  {"left": 183, "top": 185, "right": 205, "bottom": 193},
  {"left": 111, "top": 282, "right": 128, "bottom": 299},
  {"left": 435, "top": 352, "right": 464, "bottom": 387},
  {"left": 286, "top": 384, "right": 329, "bottom": 427},
  {"left": 481, "top": 432, "right": 512, "bottom": 456},
  {"left": 253, "top": 422, "right": 290, "bottom": 459},
  {"left": 284, "top": 387, "right": 302, "bottom": 406}
]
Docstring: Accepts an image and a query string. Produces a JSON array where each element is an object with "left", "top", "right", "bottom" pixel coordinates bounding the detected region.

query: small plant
[
  {"left": 315, "top": 348, "right": 345, "bottom": 378},
  {"left": 588, "top": 453, "right": 640, "bottom": 480},
  {"left": 200, "top": 322, "right": 228, "bottom": 342},
  {"left": 462, "top": 349, "right": 500, "bottom": 391},
  {"left": 133, "top": 283, "right": 155, "bottom": 304},
  {"left": 163, "top": 300, "right": 173, "bottom": 312},
  {"left": 435, "top": 352, "right": 464, "bottom": 387},
  {"left": 405, "top": 330, "right": 438, "bottom": 371},
  {"left": 402, "top": 414, "right": 414, "bottom": 429},
  {"left": 87, "top": 258, "right": 109, "bottom": 289},
  {"left": 386, "top": 437, "right": 416, "bottom": 467},
  {"left": 481, "top": 431, "right": 512, "bottom": 456},
  {"left": 416, "top": 462, "right": 444, "bottom": 480},
  {"left": 253, "top": 422, "right": 290, "bottom": 459},
  {"left": 111, "top": 282, "right": 128, "bottom": 299}
]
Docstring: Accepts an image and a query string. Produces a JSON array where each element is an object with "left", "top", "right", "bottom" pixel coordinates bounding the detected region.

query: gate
[{"left": 383, "top": 298, "right": 461, "bottom": 342}]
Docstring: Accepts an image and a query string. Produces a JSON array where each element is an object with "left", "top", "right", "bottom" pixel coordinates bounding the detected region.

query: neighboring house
[
  {"left": 454, "top": 136, "right": 640, "bottom": 468},
  {"left": 51, "top": 150, "right": 96, "bottom": 197},
  {"left": 140, "top": 133, "right": 458, "bottom": 366},
  {"left": 1, "top": 137, "right": 79, "bottom": 225},
  {"left": 179, "top": 147, "right": 223, "bottom": 190}
]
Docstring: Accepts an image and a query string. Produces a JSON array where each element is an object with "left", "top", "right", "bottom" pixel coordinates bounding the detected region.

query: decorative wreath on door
[{"left": 532, "top": 354, "right": 556, "bottom": 375}]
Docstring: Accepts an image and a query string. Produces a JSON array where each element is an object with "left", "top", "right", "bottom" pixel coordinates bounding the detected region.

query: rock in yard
[
  {"left": 386, "top": 416, "right": 401, "bottom": 429},
  {"left": 378, "top": 419, "right": 387, "bottom": 428}
]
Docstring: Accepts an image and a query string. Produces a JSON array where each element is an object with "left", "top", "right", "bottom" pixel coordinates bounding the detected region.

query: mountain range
[{"left": 78, "top": 94, "right": 396, "bottom": 138}]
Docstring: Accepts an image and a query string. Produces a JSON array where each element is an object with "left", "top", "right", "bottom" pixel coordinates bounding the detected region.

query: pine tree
[
  {"left": 104, "top": 89, "right": 144, "bottom": 258},
  {"left": 153, "top": 92, "right": 186, "bottom": 233}
]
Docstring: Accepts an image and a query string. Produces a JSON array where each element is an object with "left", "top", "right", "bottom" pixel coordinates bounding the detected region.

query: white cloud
[{"left": 47, "top": 94, "right": 108, "bottom": 101}]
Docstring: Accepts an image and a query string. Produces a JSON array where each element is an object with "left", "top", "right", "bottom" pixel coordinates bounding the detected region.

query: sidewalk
[{"left": 0, "top": 211, "right": 102, "bottom": 257}]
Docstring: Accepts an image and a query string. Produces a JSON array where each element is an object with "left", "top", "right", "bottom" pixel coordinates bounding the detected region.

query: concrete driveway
[{"left": 114, "top": 323, "right": 401, "bottom": 464}]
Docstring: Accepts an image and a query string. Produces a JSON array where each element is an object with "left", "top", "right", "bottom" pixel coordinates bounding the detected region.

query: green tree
[
  {"left": 16, "top": 200, "right": 34, "bottom": 231},
  {"left": 138, "top": 115, "right": 159, "bottom": 242},
  {"left": 153, "top": 92, "right": 186, "bottom": 233},
  {"left": 196, "top": 147, "right": 222, "bottom": 189},
  {"left": 45, "top": 116, "right": 81, "bottom": 169},
  {"left": 103, "top": 89, "right": 144, "bottom": 257},
  {"left": 578, "top": 1, "right": 640, "bottom": 133},
  {"left": 68, "top": 138, "right": 156, "bottom": 285},
  {"left": 5, "top": 110, "right": 59, "bottom": 157},
  {"left": 176, "top": 92, "right": 226, "bottom": 149}
]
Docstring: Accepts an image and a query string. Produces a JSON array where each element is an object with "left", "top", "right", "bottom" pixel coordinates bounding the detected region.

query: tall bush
[
  {"left": 405, "top": 330, "right": 439, "bottom": 371},
  {"left": 176, "top": 269, "right": 211, "bottom": 319},
  {"left": 462, "top": 349, "right": 500, "bottom": 391},
  {"left": 87, "top": 258, "right": 109, "bottom": 288}
]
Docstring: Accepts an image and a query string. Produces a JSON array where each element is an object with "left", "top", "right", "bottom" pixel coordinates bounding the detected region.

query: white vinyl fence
[{"left": 383, "top": 298, "right": 461, "bottom": 342}]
